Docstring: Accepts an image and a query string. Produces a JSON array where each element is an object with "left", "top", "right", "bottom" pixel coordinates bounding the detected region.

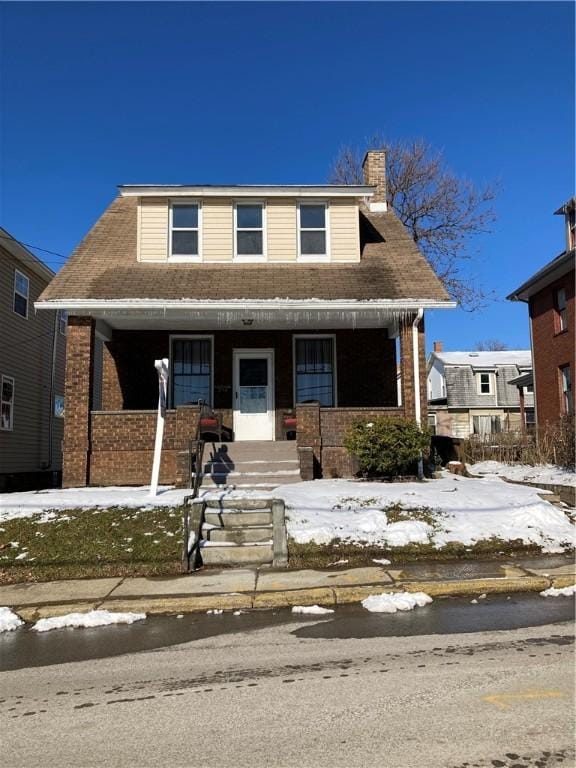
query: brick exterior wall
[
  {"left": 62, "top": 316, "right": 95, "bottom": 487},
  {"left": 64, "top": 323, "right": 426, "bottom": 486},
  {"left": 530, "top": 268, "right": 575, "bottom": 424}
]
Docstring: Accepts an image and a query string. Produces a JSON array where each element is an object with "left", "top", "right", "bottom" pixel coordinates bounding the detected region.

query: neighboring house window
[
  {"left": 13, "top": 270, "right": 29, "bottom": 318},
  {"left": 170, "top": 203, "right": 200, "bottom": 257},
  {"left": 235, "top": 203, "right": 264, "bottom": 257},
  {"left": 568, "top": 207, "right": 576, "bottom": 250},
  {"left": 524, "top": 383, "right": 534, "bottom": 394},
  {"left": 294, "top": 336, "right": 335, "bottom": 406},
  {"left": 524, "top": 407, "right": 536, "bottom": 429},
  {"left": 299, "top": 204, "right": 327, "bottom": 257},
  {"left": 170, "top": 337, "right": 212, "bottom": 407},
  {"left": 477, "top": 372, "right": 492, "bottom": 395},
  {"left": 1, "top": 376, "right": 15, "bottom": 430},
  {"left": 554, "top": 287, "right": 568, "bottom": 332},
  {"left": 472, "top": 415, "right": 501, "bottom": 435},
  {"left": 427, "top": 413, "right": 437, "bottom": 435},
  {"left": 560, "top": 364, "right": 572, "bottom": 415},
  {"left": 54, "top": 395, "right": 65, "bottom": 418},
  {"left": 58, "top": 309, "right": 68, "bottom": 336}
]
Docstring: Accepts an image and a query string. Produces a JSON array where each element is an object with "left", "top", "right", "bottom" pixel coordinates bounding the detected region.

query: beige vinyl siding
[
  {"left": 0, "top": 248, "right": 66, "bottom": 476},
  {"left": 202, "top": 199, "right": 233, "bottom": 261},
  {"left": 138, "top": 198, "right": 168, "bottom": 261},
  {"left": 329, "top": 200, "right": 360, "bottom": 261},
  {"left": 267, "top": 199, "right": 297, "bottom": 261}
]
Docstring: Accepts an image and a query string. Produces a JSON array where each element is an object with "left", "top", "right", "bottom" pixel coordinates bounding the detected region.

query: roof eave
[{"left": 118, "top": 184, "right": 375, "bottom": 198}]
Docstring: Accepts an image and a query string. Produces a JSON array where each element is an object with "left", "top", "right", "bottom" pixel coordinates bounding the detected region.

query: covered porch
[{"left": 62, "top": 301, "right": 429, "bottom": 487}]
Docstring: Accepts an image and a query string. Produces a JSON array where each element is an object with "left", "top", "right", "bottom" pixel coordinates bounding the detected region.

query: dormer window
[
  {"left": 298, "top": 203, "right": 328, "bottom": 258},
  {"left": 170, "top": 203, "right": 200, "bottom": 259},
  {"left": 477, "top": 372, "right": 492, "bottom": 395},
  {"left": 235, "top": 203, "right": 265, "bottom": 258}
]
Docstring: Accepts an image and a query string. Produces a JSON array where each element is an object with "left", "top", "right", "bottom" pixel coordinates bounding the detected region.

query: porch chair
[
  {"left": 282, "top": 410, "right": 297, "bottom": 440},
  {"left": 197, "top": 400, "right": 224, "bottom": 442}
]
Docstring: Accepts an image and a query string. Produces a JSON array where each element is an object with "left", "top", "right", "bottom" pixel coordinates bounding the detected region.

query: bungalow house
[
  {"left": 427, "top": 345, "right": 533, "bottom": 438},
  {"left": 35, "top": 151, "right": 454, "bottom": 488},
  {"left": 507, "top": 197, "right": 575, "bottom": 426}
]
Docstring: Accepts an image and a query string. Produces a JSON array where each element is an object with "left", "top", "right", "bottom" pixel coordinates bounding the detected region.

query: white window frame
[
  {"left": 555, "top": 287, "right": 568, "bottom": 332},
  {"left": 1, "top": 375, "right": 15, "bottom": 431},
  {"left": 13, "top": 269, "right": 29, "bottom": 319},
  {"left": 168, "top": 334, "right": 214, "bottom": 408},
  {"left": 233, "top": 201, "right": 267, "bottom": 262},
  {"left": 560, "top": 364, "right": 572, "bottom": 415},
  {"left": 169, "top": 201, "right": 202, "bottom": 262},
  {"left": 58, "top": 309, "right": 68, "bottom": 336},
  {"left": 297, "top": 201, "right": 330, "bottom": 262},
  {"left": 477, "top": 371, "right": 493, "bottom": 395},
  {"left": 292, "top": 334, "right": 337, "bottom": 407}
]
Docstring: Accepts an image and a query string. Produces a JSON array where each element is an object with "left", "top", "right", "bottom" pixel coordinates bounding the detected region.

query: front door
[{"left": 233, "top": 350, "right": 275, "bottom": 441}]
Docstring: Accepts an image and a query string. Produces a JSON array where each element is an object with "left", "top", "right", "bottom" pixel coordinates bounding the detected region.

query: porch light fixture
[{"left": 242, "top": 318, "right": 254, "bottom": 326}]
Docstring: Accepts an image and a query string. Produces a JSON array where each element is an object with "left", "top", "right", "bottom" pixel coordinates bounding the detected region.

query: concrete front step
[
  {"left": 203, "top": 459, "right": 300, "bottom": 473},
  {"left": 201, "top": 542, "right": 273, "bottom": 566},
  {"left": 204, "top": 510, "right": 273, "bottom": 527},
  {"left": 204, "top": 441, "right": 297, "bottom": 461},
  {"left": 204, "top": 526, "right": 272, "bottom": 544},
  {"left": 199, "top": 473, "right": 301, "bottom": 489}
]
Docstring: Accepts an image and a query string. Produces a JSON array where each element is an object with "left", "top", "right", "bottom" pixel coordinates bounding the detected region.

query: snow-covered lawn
[
  {"left": 0, "top": 474, "right": 574, "bottom": 555},
  {"left": 469, "top": 461, "right": 575, "bottom": 488},
  {"left": 275, "top": 475, "right": 575, "bottom": 553},
  {"left": 0, "top": 486, "right": 191, "bottom": 522}
]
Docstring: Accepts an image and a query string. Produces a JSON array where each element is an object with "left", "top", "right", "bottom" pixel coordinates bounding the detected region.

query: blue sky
[{"left": 1, "top": 1, "right": 574, "bottom": 351}]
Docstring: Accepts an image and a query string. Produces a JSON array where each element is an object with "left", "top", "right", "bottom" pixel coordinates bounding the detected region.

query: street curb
[{"left": 10, "top": 575, "right": 565, "bottom": 620}]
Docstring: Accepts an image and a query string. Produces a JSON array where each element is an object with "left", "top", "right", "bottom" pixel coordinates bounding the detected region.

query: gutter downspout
[{"left": 412, "top": 309, "right": 424, "bottom": 479}]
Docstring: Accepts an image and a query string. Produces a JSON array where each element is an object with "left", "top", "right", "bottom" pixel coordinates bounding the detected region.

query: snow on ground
[
  {"left": 275, "top": 476, "right": 575, "bottom": 553},
  {"left": 0, "top": 606, "right": 24, "bottom": 632},
  {"left": 469, "top": 461, "right": 575, "bottom": 487},
  {"left": 292, "top": 605, "right": 334, "bottom": 615},
  {"left": 0, "top": 485, "right": 269, "bottom": 523},
  {"left": 361, "top": 592, "right": 433, "bottom": 613},
  {"left": 540, "top": 585, "right": 576, "bottom": 598},
  {"left": 32, "top": 610, "right": 146, "bottom": 632}
]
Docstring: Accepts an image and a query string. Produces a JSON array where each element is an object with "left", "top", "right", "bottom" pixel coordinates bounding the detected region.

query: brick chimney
[
  {"left": 433, "top": 341, "right": 443, "bottom": 353},
  {"left": 362, "top": 150, "right": 387, "bottom": 212}
]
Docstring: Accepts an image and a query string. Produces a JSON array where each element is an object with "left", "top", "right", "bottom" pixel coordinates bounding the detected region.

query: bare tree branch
[
  {"left": 329, "top": 136, "right": 498, "bottom": 310},
  {"left": 474, "top": 339, "right": 510, "bottom": 351}
]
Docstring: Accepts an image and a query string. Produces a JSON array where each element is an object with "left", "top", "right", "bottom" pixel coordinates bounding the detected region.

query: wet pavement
[
  {"left": 1, "top": 592, "right": 573, "bottom": 672},
  {"left": 398, "top": 553, "right": 573, "bottom": 581}
]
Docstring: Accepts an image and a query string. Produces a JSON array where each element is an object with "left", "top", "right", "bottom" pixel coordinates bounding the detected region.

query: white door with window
[{"left": 233, "top": 350, "right": 274, "bottom": 441}]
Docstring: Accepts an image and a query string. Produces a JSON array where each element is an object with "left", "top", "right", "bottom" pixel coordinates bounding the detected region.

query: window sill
[
  {"left": 553, "top": 328, "right": 569, "bottom": 337},
  {"left": 167, "top": 255, "right": 202, "bottom": 263}
]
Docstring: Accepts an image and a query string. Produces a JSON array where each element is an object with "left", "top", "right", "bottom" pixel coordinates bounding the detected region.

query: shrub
[{"left": 344, "top": 417, "right": 430, "bottom": 477}]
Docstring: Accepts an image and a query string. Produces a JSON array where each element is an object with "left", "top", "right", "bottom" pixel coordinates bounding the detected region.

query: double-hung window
[
  {"left": 1, "top": 376, "right": 14, "bottom": 430},
  {"left": 477, "top": 372, "right": 492, "bottom": 395},
  {"left": 560, "top": 364, "right": 572, "bottom": 415},
  {"left": 299, "top": 204, "right": 328, "bottom": 257},
  {"left": 170, "top": 204, "right": 200, "bottom": 258},
  {"left": 294, "top": 336, "right": 335, "bottom": 406},
  {"left": 171, "top": 337, "right": 212, "bottom": 407},
  {"left": 13, "top": 270, "right": 29, "bottom": 318},
  {"left": 554, "top": 288, "right": 568, "bottom": 332},
  {"left": 235, "top": 204, "right": 264, "bottom": 257}
]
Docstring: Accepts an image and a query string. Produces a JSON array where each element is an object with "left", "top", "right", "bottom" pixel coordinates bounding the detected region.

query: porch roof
[{"left": 36, "top": 196, "right": 452, "bottom": 309}]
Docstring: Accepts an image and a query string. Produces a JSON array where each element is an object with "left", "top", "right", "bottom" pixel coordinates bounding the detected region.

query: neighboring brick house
[
  {"left": 508, "top": 197, "right": 575, "bottom": 426},
  {"left": 0, "top": 228, "right": 66, "bottom": 490},
  {"left": 427, "top": 345, "right": 533, "bottom": 438},
  {"left": 35, "top": 151, "right": 454, "bottom": 487}
]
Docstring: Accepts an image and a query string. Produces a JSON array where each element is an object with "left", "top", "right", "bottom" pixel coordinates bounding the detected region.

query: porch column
[
  {"left": 399, "top": 313, "right": 428, "bottom": 424},
  {"left": 62, "top": 316, "right": 95, "bottom": 487}
]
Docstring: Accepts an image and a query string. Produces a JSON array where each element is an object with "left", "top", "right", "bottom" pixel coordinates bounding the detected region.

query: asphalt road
[{"left": 2, "top": 598, "right": 574, "bottom": 768}]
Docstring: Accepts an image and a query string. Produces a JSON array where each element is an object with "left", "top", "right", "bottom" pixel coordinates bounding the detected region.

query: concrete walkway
[{"left": 2, "top": 556, "right": 574, "bottom": 620}]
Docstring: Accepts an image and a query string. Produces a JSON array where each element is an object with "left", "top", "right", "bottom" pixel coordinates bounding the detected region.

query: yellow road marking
[{"left": 482, "top": 689, "right": 566, "bottom": 710}]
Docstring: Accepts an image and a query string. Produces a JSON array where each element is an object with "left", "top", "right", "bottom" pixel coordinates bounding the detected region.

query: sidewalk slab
[
  {"left": 109, "top": 569, "right": 257, "bottom": 598},
  {"left": 523, "top": 563, "right": 576, "bottom": 578},
  {"left": 0, "top": 578, "right": 122, "bottom": 607},
  {"left": 256, "top": 567, "right": 391, "bottom": 592}
]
